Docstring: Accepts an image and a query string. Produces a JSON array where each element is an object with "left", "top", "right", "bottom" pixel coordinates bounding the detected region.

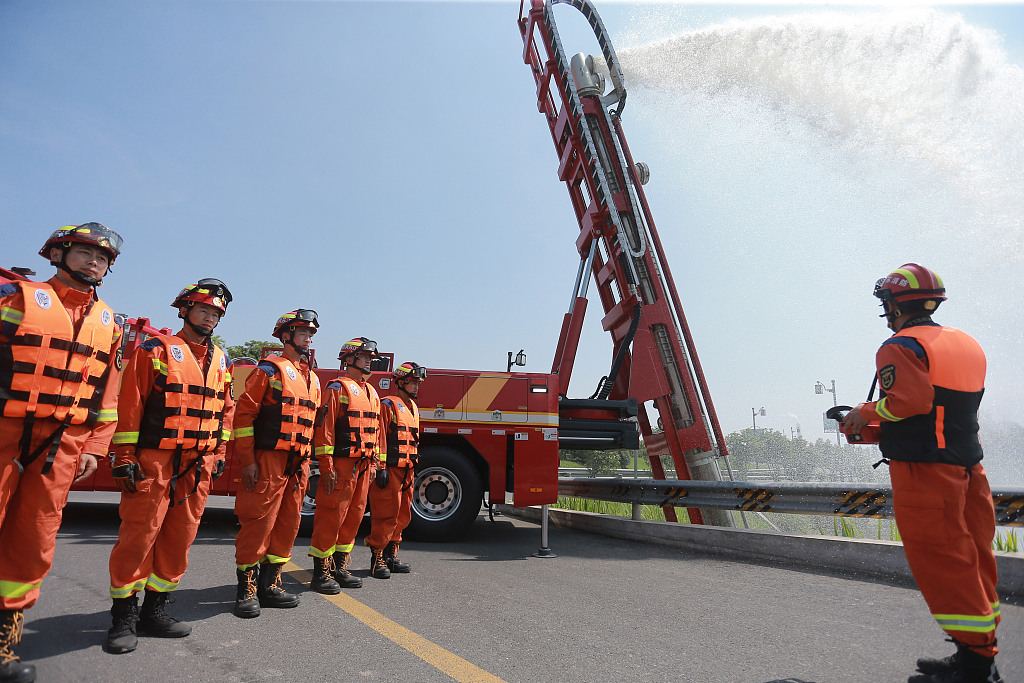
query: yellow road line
[{"left": 283, "top": 561, "right": 506, "bottom": 683}]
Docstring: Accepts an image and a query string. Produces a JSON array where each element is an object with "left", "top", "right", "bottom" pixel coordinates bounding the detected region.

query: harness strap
[{"left": 16, "top": 413, "right": 71, "bottom": 475}]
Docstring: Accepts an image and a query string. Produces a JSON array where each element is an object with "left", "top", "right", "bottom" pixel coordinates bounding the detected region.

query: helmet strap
[
  {"left": 57, "top": 248, "right": 102, "bottom": 287},
  {"left": 282, "top": 330, "right": 310, "bottom": 360},
  {"left": 180, "top": 306, "right": 213, "bottom": 339},
  {"left": 398, "top": 380, "right": 418, "bottom": 400}
]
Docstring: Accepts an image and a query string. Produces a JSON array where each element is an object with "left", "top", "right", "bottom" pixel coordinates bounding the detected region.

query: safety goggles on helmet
[
  {"left": 39, "top": 222, "right": 123, "bottom": 264},
  {"left": 338, "top": 337, "right": 377, "bottom": 360},
  {"left": 273, "top": 309, "right": 319, "bottom": 339},
  {"left": 393, "top": 362, "right": 427, "bottom": 381},
  {"left": 172, "top": 278, "right": 233, "bottom": 315}
]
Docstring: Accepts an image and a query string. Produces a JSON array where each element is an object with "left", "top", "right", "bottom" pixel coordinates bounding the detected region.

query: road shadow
[{"left": 19, "top": 611, "right": 107, "bottom": 659}]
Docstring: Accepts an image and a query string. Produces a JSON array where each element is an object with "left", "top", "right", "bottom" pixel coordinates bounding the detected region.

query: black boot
[
  {"left": 908, "top": 647, "right": 1003, "bottom": 683},
  {"left": 311, "top": 556, "right": 341, "bottom": 595},
  {"left": 332, "top": 552, "right": 363, "bottom": 588},
  {"left": 917, "top": 639, "right": 966, "bottom": 676},
  {"left": 369, "top": 546, "right": 391, "bottom": 580},
  {"left": 384, "top": 542, "right": 410, "bottom": 573},
  {"left": 103, "top": 596, "right": 139, "bottom": 655},
  {"left": 137, "top": 590, "right": 191, "bottom": 638},
  {"left": 257, "top": 563, "right": 299, "bottom": 608},
  {"left": 234, "top": 566, "right": 261, "bottom": 618},
  {"left": 0, "top": 609, "right": 35, "bottom": 682}
]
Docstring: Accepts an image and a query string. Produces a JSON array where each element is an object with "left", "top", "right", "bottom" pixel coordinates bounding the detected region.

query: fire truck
[{"left": 5, "top": 0, "right": 733, "bottom": 540}]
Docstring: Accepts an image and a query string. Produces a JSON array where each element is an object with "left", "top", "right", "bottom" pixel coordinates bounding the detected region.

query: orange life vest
[
  {"left": 380, "top": 395, "right": 419, "bottom": 468},
  {"left": 328, "top": 376, "right": 380, "bottom": 459},
  {"left": 253, "top": 355, "right": 321, "bottom": 456},
  {"left": 0, "top": 281, "right": 116, "bottom": 426},
  {"left": 879, "top": 323, "right": 986, "bottom": 466},
  {"left": 136, "top": 336, "right": 229, "bottom": 452}
]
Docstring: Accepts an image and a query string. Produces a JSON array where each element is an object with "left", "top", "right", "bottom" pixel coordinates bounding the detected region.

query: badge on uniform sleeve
[
  {"left": 285, "top": 365, "right": 297, "bottom": 381},
  {"left": 114, "top": 347, "right": 124, "bottom": 371},
  {"left": 879, "top": 364, "right": 896, "bottom": 391},
  {"left": 170, "top": 345, "right": 185, "bottom": 363},
  {"left": 34, "top": 289, "right": 52, "bottom": 309}
]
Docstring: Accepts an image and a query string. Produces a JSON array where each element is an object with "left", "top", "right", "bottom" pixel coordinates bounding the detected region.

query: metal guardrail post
[{"left": 533, "top": 504, "right": 557, "bottom": 558}]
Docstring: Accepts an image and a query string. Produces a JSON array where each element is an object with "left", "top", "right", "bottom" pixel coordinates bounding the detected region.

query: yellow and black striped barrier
[{"left": 559, "top": 478, "right": 1024, "bottom": 527}]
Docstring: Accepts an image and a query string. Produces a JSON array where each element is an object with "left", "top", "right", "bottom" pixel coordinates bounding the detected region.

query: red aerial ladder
[{"left": 519, "top": 0, "right": 733, "bottom": 525}]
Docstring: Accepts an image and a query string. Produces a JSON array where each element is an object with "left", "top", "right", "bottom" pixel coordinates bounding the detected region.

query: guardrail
[
  {"left": 557, "top": 477, "right": 1024, "bottom": 527},
  {"left": 559, "top": 467, "right": 799, "bottom": 482}
]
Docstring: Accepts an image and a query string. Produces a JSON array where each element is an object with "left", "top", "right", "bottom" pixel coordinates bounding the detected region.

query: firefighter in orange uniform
[
  {"left": 231, "top": 310, "right": 321, "bottom": 618},
  {"left": 366, "top": 362, "right": 426, "bottom": 576},
  {"left": 308, "top": 337, "right": 382, "bottom": 592},
  {"left": 104, "top": 279, "right": 234, "bottom": 655},
  {"left": 0, "top": 224, "right": 123, "bottom": 683},
  {"left": 842, "top": 264, "right": 1002, "bottom": 683}
]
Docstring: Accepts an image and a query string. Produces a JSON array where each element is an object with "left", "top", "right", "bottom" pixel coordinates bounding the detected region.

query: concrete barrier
[{"left": 501, "top": 505, "right": 1024, "bottom": 599}]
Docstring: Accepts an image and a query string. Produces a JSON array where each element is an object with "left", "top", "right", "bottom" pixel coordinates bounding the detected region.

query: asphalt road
[{"left": 19, "top": 493, "right": 1023, "bottom": 683}]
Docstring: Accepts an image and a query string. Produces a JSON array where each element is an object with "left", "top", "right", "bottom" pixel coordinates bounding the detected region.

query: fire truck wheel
[{"left": 407, "top": 446, "right": 483, "bottom": 542}]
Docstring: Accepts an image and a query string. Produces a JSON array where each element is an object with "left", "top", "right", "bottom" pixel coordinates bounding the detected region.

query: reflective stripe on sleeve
[
  {"left": 234, "top": 426, "right": 254, "bottom": 438},
  {"left": 112, "top": 431, "right": 139, "bottom": 445},
  {"left": 875, "top": 397, "right": 903, "bottom": 422}
]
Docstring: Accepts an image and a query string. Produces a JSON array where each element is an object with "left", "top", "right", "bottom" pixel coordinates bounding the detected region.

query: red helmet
[
  {"left": 338, "top": 337, "right": 377, "bottom": 362},
  {"left": 172, "top": 278, "right": 232, "bottom": 316},
  {"left": 272, "top": 309, "right": 319, "bottom": 339},
  {"left": 393, "top": 362, "right": 427, "bottom": 382},
  {"left": 874, "top": 263, "right": 946, "bottom": 305},
  {"left": 39, "top": 222, "right": 123, "bottom": 264}
]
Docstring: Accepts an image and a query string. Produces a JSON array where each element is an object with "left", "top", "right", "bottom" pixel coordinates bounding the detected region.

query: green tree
[{"left": 211, "top": 336, "right": 282, "bottom": 361}]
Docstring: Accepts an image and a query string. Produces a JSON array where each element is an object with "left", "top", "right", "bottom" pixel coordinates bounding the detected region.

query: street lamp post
[
  {"left": 815, "top": 380, "right": 841, "bottom": 446},
  {"left": 751, "top": 406, "right": 765, "bottom": 433}
]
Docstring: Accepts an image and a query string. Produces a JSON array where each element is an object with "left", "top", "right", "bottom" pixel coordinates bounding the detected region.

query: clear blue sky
[{"left": 3, "top": 1, "right": 1022, "bottom": 446}]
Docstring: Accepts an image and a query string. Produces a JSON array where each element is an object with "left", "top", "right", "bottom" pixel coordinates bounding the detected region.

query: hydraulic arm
[{"left": 518, "top": 0, "right": 732, "bottom": 525}]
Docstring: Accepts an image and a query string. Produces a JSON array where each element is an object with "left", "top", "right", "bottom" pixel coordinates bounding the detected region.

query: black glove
[
  {"left": 375, "top": 467, "right": 390, "bottom": 489},
  {"left": 112, "top": 461, "right": 146, "bottom": 494},
  {"left": 212, "top": 459, "right": 226, "bottom": 482}
]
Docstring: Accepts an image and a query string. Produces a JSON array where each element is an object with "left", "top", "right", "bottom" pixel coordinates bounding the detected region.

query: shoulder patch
[
  {"left": 114, "top": 346, "right": 124, "bottom": 371},
  {"left": 882, "top": 336, "right": 927, "bottom": 360},
  {"left": 879, "top": 364, "right": 896, "bottom": 391},
  {"left": 140, "top": 337, "right": 164, "bottom": 352},
  {"left": 0, "top": 283, "right": 18, "bottom": 298},
  {"left": 256, "top": 360, "right": 279, "bottom": 377},
  {"left": 326, "top": 380, "right": 343, "bottom": 392}
]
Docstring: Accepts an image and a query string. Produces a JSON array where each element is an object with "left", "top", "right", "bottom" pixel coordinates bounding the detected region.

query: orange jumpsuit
[
  {"left": 0, "top": 278, "right": 120, "bottom": 611},
  {"left": 859, "top": 318, "right": 998, "bottom": 657},
  {"left": 233, "top": 356, "right": 320, "bottom": 569},
  {"left": 366, "top": 395, "right": 419, "bottom": 549},
  {"left": 308, "top": 376, "right": 381, "bottom": 559},
  {"left": 107, "top": 332, "right": 234, "bottom": 597}
]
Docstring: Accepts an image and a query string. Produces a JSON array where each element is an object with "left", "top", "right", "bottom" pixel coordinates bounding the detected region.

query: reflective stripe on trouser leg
[
  {"left": 109, "top": 448, "right": 214, "bottom": 597},
  {"left": 309, "top": 457, "right": 365, "bottom": 558},
  {"left": 0, "top": 416, "right": 84, "bottom": 611},
  {"left": 891, "top": 461, "right": 999, "bottom": 657},
  {"left": 337, "top": 464, "right": 372, "bottom": 552},
  {"left": 234, "top": 451, "right": 298, "bottom": 567}
]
